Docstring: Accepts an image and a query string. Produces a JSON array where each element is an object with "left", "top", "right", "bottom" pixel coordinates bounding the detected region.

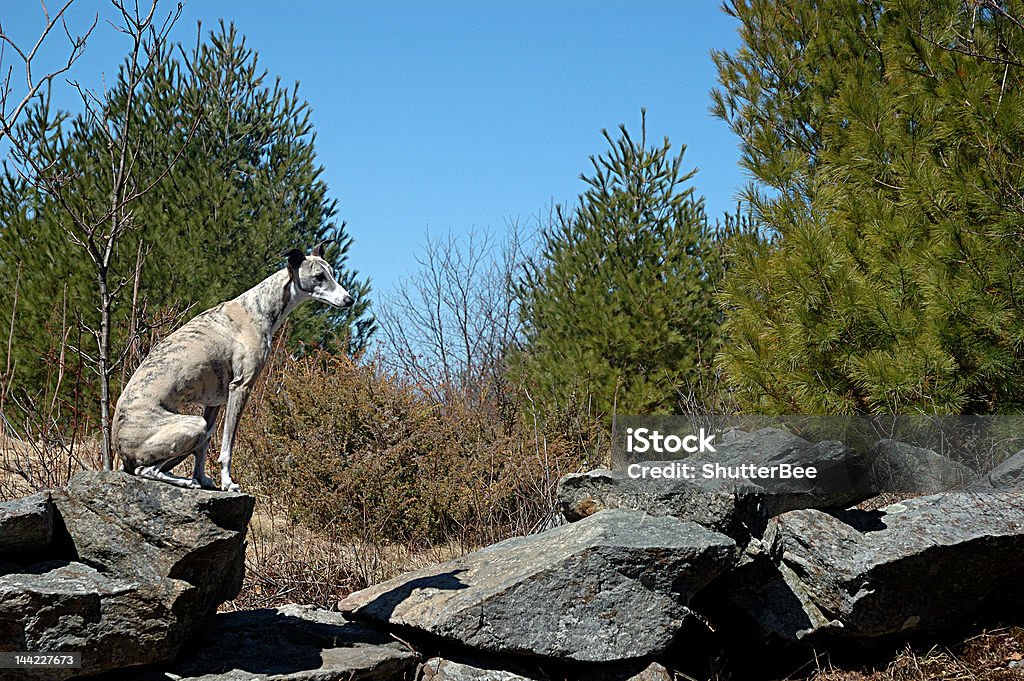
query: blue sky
[{"left": 4, "top": 1, "right": 745, "bottom": 299}]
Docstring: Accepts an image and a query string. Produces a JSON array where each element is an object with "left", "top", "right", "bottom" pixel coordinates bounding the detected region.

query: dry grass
[
  {"left": 0, "top": 426, "right": 102, "bottom": 500},
  {"left": 223, "top": 505, "right": 473, "bottom": 612},
  {"left": 807, "top": 629, "right": 1024, "bottom": 681}
]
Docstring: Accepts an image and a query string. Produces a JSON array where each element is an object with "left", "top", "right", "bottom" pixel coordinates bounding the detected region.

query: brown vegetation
[
  {"left": 806, "top": 628, "right": 1024, "bottom": 681},
  {"left": 228, "top": 336, "right": 603, "bottom": 606}
]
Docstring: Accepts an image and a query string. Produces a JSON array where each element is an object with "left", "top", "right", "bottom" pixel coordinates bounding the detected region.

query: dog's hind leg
[
  {"left": 128, "top": 413, "right": 209, "bottom": 488},
  {"left": 191, "top": 405, "right": 220, "bottom": 490},
  {"left": 137, "top": 463, "right": 202, "bottom": 488}
]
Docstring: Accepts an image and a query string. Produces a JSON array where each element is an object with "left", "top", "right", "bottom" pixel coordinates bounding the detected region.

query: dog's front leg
[
  {"left": 192, "top": 405, "right": 221, "bottom": 489},
  {"left": 218, "top": 383, "right": 251, "bottom": 492}
]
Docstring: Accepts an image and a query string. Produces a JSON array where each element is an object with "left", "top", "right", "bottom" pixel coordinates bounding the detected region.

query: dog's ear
[
  {"left": 312, "top": 241, "right": 327, "bottom": 258},
  {"left": 281, "top": 248, "right": 305, "bottom": 273}
]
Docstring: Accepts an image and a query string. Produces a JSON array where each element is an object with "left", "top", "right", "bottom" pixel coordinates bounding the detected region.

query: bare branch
[
  {"left": 121, "top": 107, "right": 202, "bottom": 205},
  {"left": 0, "top": 0, "right": 97, "bottom": 141},
  {"left": 376, "top": 222, "right": 534, "bottom": 408},
  {"left": 3, "top": 0, "right": 189, "bottom": 469}
]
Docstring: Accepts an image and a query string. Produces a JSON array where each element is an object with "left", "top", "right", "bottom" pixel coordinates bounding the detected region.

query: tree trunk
[{"left": 98, "top": 268, "right": 112, "bottom": 471}]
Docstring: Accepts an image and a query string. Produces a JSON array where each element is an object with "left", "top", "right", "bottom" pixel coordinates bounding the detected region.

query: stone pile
[
  {"left": 337, "top": 428, "right": 1024, "bottom": 679},
  {"left": 2, "top": 427, "right": 1023, "bottom": 680},
  {"left": 0, "top": 471, "right": 254, "bottom": 680}
]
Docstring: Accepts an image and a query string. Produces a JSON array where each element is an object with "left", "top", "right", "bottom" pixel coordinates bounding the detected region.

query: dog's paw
[
  {"left": 187, "top": 478, "right": 202, "bottom": 490},
  {"left": 196, "top": 475, "right": 218, "bottom": 490},
  {"left": 222, "top": 481, "right": 242, "bottom": 493}
]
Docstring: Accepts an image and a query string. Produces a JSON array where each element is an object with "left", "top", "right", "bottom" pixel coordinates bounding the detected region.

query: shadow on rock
[
  {"left": 352, "top": 569, "right": 470, "bottom": 621},
  {"left": 102, "top": 604, "right": 419, "bottom": 680},
  {"left": 828, "top": 508, "right": 888, "bottom": 532}
]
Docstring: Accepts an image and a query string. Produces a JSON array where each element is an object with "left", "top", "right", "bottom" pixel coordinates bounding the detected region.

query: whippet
[{"left": 113, "top": 244, "right": 354, "bottom": 491}]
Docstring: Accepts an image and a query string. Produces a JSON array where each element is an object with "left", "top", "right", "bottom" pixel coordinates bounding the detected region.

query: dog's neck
[{"left": 233, "top": 268, "right": 308, "bottom": 343}]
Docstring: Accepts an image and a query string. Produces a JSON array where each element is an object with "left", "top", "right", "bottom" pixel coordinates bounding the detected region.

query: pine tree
[
  {"left": 0, "top": 23, "right": 374, "bottom": 421},
  {"left": 714, "top": 0, "right": 1024, "bottom": 414},
  {"left": 128, "top": 24, "right": 375, "bottom": 353},
  {"left": 516, "top": 112, "right": 722, "bottom": 418}
]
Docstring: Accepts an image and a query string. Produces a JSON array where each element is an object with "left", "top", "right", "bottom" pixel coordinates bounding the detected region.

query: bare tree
[
  {"left": 376, "top": 220, "right": 531, "bottom": 407},
  {"left": 0, "top": 1, "right": 95, "bottom": 143},
  {"left": 0, "top": 0, "right": 199, "bottom": 469}
]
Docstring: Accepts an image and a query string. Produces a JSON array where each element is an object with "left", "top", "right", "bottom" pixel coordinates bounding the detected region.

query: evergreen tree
[
  {"left": 130, "top": 24, "right": 375, "bottom": 353},
  {"left": 713, "top": 0, "right": 1024, "bottom": 414},
  {"left": 0, "top": 23, "right": 374, "bottom": 419},
  {"left": 516, "top": 112, "right": 722, "bottom": 418}
]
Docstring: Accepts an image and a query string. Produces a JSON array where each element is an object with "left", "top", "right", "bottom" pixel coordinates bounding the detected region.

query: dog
[{"left": 113, "top": 244, "right": 353, "bottom": 491}]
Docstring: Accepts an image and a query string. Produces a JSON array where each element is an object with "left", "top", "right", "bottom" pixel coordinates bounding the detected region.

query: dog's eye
[{"left": 315, "top": 273, "right": 326, "bottom": 282}]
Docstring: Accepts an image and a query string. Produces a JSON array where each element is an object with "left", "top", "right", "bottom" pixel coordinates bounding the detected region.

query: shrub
[{"left": 236, "top": 341, "right": 601, "bottom": 550}]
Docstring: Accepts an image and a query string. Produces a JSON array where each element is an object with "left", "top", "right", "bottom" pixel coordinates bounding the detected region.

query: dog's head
[{"left": 282, "top": 243, "right": 355, "bottom": 309}]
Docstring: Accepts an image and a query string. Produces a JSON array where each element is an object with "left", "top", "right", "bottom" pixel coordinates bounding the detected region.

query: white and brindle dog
[{"left": 113, "top": 244, "right": 353, "bottom": 491}]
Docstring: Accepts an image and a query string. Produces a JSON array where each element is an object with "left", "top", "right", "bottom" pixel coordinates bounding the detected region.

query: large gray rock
[
  {"left": 55, "top": 471, "right": 253, "bottom": 592},
  {"left": 340, "top": 509, "right": 736, "bottom": 662},
  {"left": 54, "top": 470, "right": 254, "bottom": 621},
  {"left": 729, "top": 491, "right": 1024, "bottom": 641},
  {"left": 420, "top": 657, "right": 671, "bottom": 681},
  {"left": 0, "top": 471, "right": 254, "bottom": 679},
  {"left": 0, "top": 492, "right": 56, "bottom": 560},
  {"left": 0, "top": 562, "right": 193, "bottom": 680},
  {"left": 120, "top": 604, "right": 420, "bottom": 681},
  {"left": 867, "top": 439, "right": 976, "bottom": 493},
  {"left": 559, "top": 428, "right": 871, "bottom": 539}
]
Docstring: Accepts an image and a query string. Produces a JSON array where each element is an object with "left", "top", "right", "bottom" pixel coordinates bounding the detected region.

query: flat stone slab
[
  {"left": 421, "top": 657, "right": 671, "bottom": 681},
  {"left": 340, "top": 509, "right": 736, "bottom": 662},
  {"left": 121, "top": 605, "right": 419, "bottom": 681}
]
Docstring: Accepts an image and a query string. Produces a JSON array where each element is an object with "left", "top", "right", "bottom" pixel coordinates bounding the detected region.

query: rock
[
  {"left": 615, "top": 662, "right": 673, "bottom": 681},
  {"left": 420, "top": 657, "right": 671, "bottom": 681},
  {"left": 866, "top": 439, "right": 976, "bottom": 494},
  {"left": 0, "top": 561, "right": 193, "bottom": 680},
  {"left": 54, "top": 470, "right": 254, "bottom": 622},
  {"left": 557, "top": 468, "right": 757, "bottom": 540},
  {"left": 698, "top": 428, "right": 875, "bottom": 517},
  {"left": 986, "top": 450, "right": 1024, "bottom": 489},
  {"left": 559, "top": 428, "right": 871, "bottom": 539},
  {"left": 716, "top": 429, "right": 871, "bottom": 514},
  {"left": 0, "top": 492, "right": 56, "bottom": 561},
  {"left": 118, "top": 604, "right": 419, "bottom": 681},
  {"left": 729, "top": 491, "right": 1024, "bottom": 641},
  {"left": 421, "top": 659, "right": 532, "bottom": 681},
  {"left": 0, "top": 470, "right": 254, "bottom": 679},
  {"left": 341, "top": 509, "right": 736, "bottom": 662}
]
